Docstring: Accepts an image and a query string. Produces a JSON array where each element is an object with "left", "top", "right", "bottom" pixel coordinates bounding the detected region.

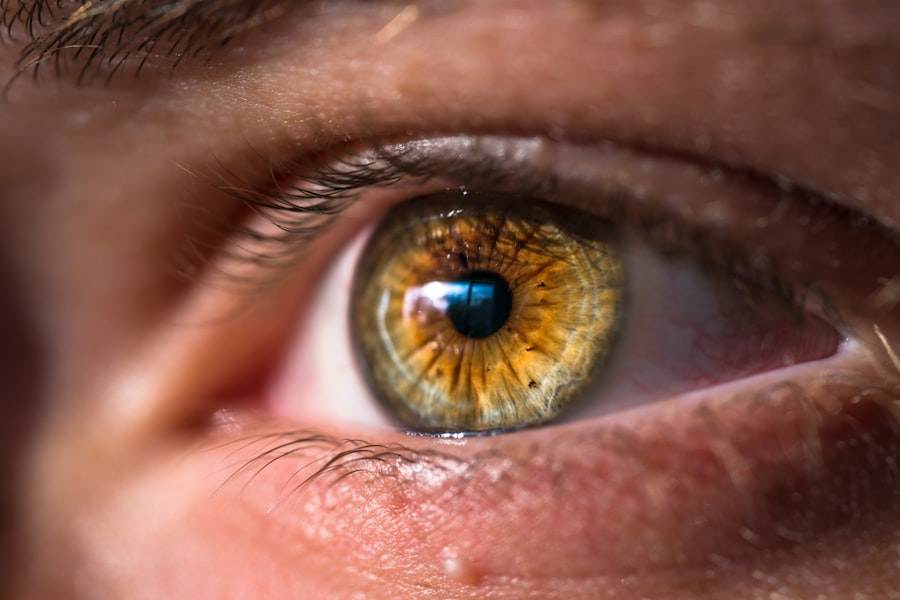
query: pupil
[{"left": 444, "top": 270, "right": 513, "bottom": 339}]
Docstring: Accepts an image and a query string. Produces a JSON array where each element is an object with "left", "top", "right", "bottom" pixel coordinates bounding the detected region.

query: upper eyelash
[
  {"left": 177, "top": 145, "right": 419, "bottom": 288},
  {"left": 0, "top": 0, "right": 285, "bottom": 90},
  {"left": 187, "top": 137, "right": 845, "bottom": 337},
  {"left": 182, "top": 140, "right": 526, "bottom": 287},
  {"left": 182, "top": 137, "right": 571, "bottom": 289}
]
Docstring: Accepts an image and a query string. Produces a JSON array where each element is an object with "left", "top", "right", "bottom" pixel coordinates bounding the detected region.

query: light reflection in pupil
[{"left": 441, "top": 270, "right": 513, "bottom": 339}]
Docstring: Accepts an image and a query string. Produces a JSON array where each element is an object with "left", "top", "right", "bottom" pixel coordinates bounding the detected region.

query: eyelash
[
  {"left": 215, "top": 422, "right": 473, "bottom": 498},
  {"left": 193, "top": 136, "right": 844, "bottom": 332},
  {"left": 215, "top": 370, "right": 900, "bottom": 502}
]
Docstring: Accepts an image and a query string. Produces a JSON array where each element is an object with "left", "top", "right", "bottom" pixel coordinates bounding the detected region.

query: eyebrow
[
  {"left": 1, "top": 0, "right": 296, "bottom": 86},
  {"left": 5, "top": 0, "right": 897, "bottom": 90}
]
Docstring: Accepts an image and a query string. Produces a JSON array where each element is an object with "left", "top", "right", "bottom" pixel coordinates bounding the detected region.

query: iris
[{"left": 351, "top": 192, "right": 624, "bottom": 432}]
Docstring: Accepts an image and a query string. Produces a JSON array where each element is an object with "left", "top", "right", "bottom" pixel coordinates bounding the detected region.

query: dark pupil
[{"left": 443, "top": 270, "right": 513, "bottom": 339}]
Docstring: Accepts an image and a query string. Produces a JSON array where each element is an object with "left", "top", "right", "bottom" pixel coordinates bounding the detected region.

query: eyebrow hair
[{"left": 1, "top": 0, "right": 293, "bottom": 86}]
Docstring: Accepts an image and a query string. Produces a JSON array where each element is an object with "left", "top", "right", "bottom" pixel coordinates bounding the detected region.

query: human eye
[
  {"left": 253, "top": 136, "right": 849, "bottom": 435},
  {"left": 162, "top": 129, "right": 900, "bottom": 589}
]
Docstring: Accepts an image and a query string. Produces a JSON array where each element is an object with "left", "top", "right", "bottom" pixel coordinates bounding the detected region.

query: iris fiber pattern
[{"left": 351, "top": 193, "right": 624, "bottom": 432}]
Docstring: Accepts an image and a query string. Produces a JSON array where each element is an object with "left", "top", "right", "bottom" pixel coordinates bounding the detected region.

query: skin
[{"left": 1, "top": 0, "right": 899, "bottom": 598}]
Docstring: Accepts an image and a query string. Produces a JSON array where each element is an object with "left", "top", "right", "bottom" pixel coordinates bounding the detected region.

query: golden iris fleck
[{"left": 351, "top": 192, "right": 624, "bottom": 432}]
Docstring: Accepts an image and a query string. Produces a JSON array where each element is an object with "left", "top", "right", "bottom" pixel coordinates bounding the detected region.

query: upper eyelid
[
  {"left": 186, "top": 135, "right": 900, "bottom": 376},
  {"left": 184, "top": 136, "right": 837, "bottom": 288}
]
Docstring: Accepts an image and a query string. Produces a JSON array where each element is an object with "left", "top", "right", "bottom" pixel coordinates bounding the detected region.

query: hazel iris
[{"left": 351, "top": 191, "right": 624, "bottom": 432}]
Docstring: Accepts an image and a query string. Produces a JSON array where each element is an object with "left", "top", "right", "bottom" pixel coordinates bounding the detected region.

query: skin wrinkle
[{"left": 186, "top": 135, "right": 876, "bottom": 307}]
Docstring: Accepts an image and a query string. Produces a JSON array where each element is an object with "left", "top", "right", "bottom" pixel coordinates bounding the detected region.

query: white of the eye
[{"left": 268, "top": 229, "right": 393, "bottom": 428}]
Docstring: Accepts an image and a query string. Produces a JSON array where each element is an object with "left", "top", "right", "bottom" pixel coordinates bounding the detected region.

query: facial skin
[{"left": 1, "top": 1, "right": 899, "bottom": 598}]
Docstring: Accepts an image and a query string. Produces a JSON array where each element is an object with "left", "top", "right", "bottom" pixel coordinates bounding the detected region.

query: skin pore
[{"left": 1, "top": 1, "right": 899, "bottom": 598}]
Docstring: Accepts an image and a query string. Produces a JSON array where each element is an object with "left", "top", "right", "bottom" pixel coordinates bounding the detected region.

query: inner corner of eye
[{"left": 332, "top": 191, "right": 841, "bottom": 435}]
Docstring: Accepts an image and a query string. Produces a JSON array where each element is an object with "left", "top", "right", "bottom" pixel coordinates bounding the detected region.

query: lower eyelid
[{"left": 206, "top": 361, "right": 899, "bottom": 583}]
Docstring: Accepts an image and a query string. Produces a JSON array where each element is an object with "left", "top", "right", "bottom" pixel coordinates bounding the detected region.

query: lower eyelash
[
  {"left": 209, "top": 372, "right": 900, "bottom": 529},
  {"left": 213, "top": 423, "right": 472, "bottom": 500}
]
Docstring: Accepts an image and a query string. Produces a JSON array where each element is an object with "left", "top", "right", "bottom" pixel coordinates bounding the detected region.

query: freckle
[
  {"left": 441, "top": 547, "right": 484, "bottom": 586},
  {"left": 528, "top": 380, "right": 537, "bottom": 389}
]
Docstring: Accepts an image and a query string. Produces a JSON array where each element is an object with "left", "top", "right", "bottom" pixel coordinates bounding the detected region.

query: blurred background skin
[{"left": 1, "top": 1, "right": 899, "bottom": 598}]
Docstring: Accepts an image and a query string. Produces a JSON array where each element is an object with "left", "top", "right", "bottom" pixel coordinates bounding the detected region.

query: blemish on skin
[{"left": 441, "top": 547, "right": 484, "bottom": 586}]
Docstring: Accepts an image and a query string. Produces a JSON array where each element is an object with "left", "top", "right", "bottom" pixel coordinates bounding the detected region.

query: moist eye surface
[{"left": 350, "top": 191, "right": 624, "bottom": 433}]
